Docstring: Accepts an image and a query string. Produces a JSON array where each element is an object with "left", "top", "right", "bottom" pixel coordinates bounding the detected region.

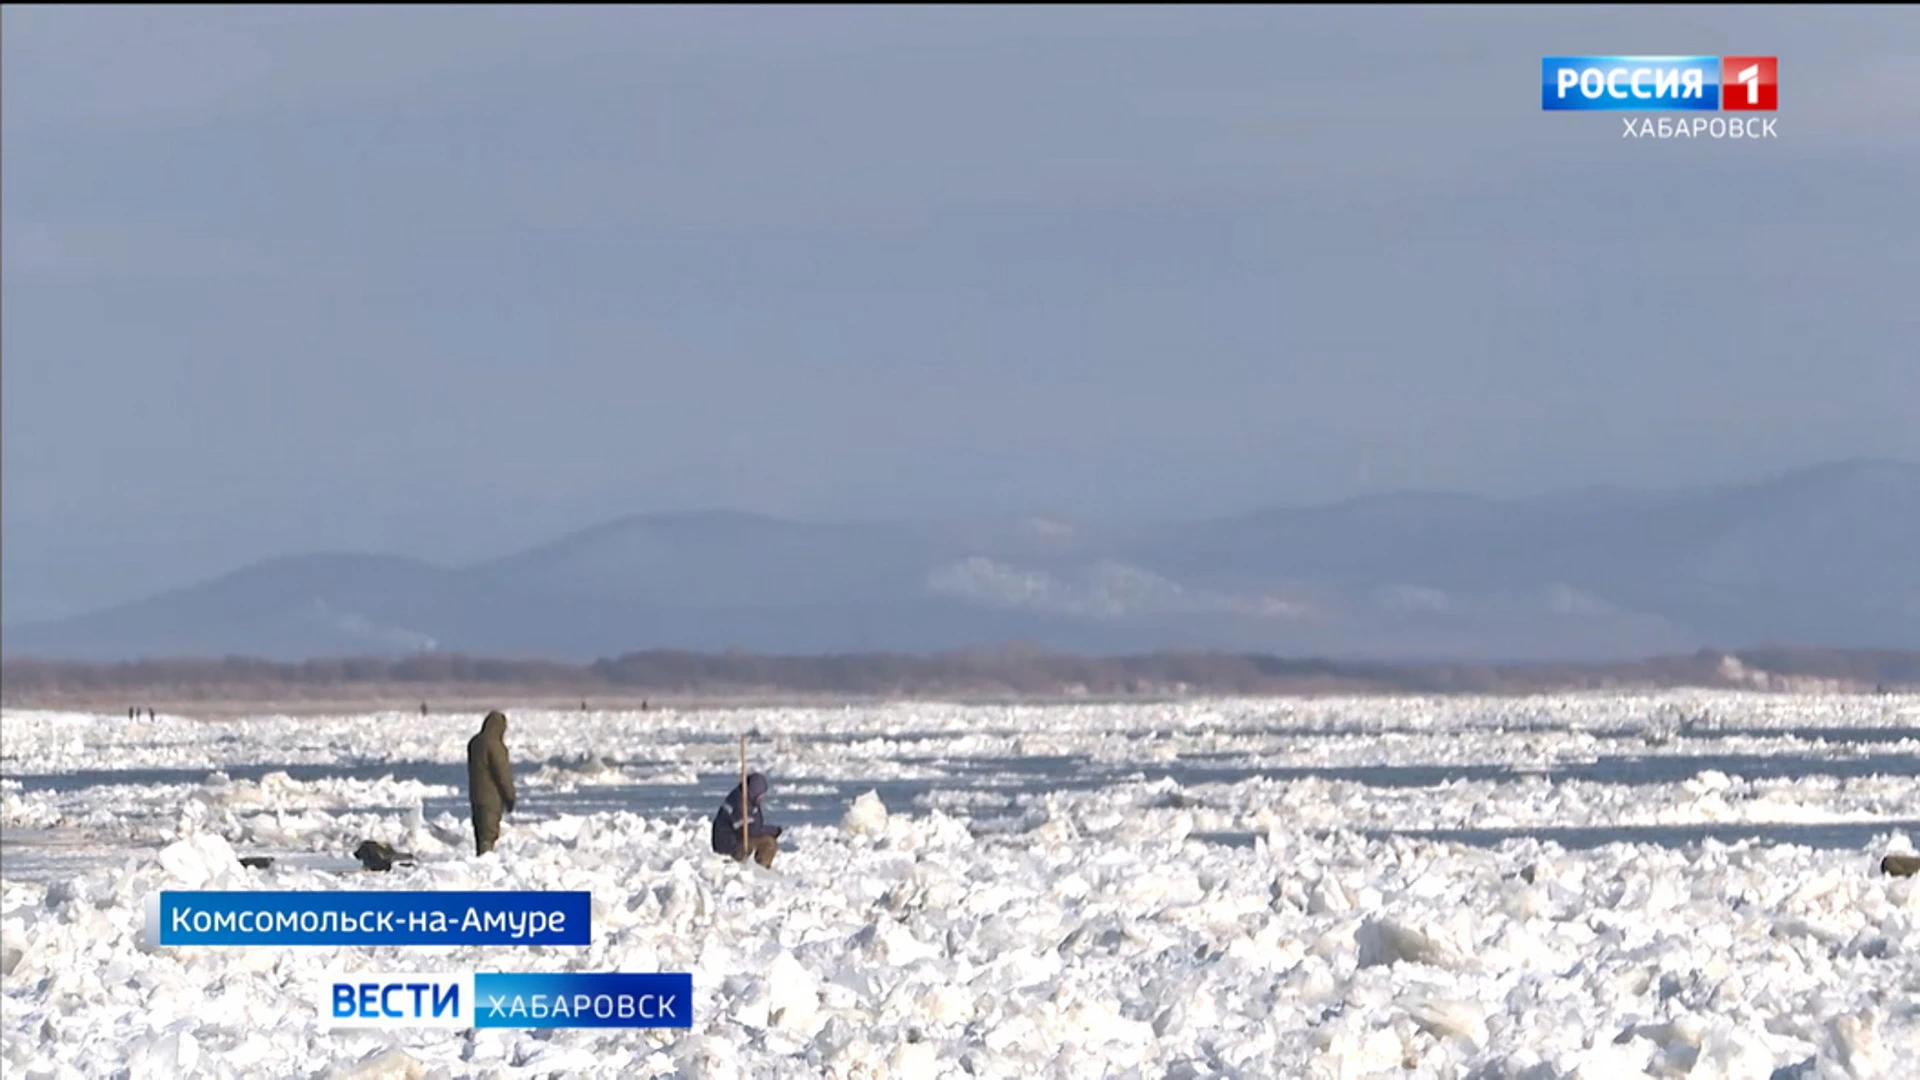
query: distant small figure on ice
[
  {"left": 712, "top": 772, "right": 783, "bottom": 868},
  {"left": 1883, "top": 854, "right": 1920, "bottom": 878},
  {"left": 421, "top": 702, "right": 429, "bottom": 716},
  {"left": 237, "top": 856, "right": 275, "bottom": 870},
  {"left": 354, "top": 840, "right": 415, "bottom": 872},
  {"left": 466, "top": 710, "right": 516, "bottom": 856}
]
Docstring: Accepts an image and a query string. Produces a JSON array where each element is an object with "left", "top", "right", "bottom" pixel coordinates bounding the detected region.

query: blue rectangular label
[
  {"left": 319, "top": 973, "right": 473, "bottom": 1029},
  {"left": 154, "top": 891, "right": 590, "bottom": 946},
  {"left": 1542, "top": 56, "right": 1720, "bottom": 111},
  {"left": 474, "top": 973, "right": 693, "bottom": 1028}
]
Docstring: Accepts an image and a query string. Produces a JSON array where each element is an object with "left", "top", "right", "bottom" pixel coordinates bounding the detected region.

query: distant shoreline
[
  {"left": 0, "top": 691, "right": 1208, "bottom": 720},
  {"left": 3, "top": 646, "right": 1915, "bottom": 716}
]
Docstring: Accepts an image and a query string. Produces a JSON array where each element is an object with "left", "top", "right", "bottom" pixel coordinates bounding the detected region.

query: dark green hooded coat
[{"left": 467, "top": 711, "right": 515, "bottom": 855}]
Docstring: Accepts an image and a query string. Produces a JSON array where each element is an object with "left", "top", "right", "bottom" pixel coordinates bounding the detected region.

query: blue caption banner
[
  {"left": 475, "top": 973, "right": 693, "bottom": 1028},
  {"left": 154, "top": 891, "right": 591, "bottom": 946}
]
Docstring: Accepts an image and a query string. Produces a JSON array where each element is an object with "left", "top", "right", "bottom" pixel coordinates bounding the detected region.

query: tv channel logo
[
  {"left": 1542, "top": 57, "right": 1776, "bottom": 111},
  {"left": 318, "top": 972, "right": 693, "bottom": 1030},
  {"left": 1720, "top": 57, "right": 1778, "bottom": 111},
  {"left": 320, "top": 973, "right": 470, "bottom": 1029}
]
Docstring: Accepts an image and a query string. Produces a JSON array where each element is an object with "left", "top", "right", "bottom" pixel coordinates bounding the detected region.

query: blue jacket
[{"left": 712, "top": 772, "right": 781, "bottom": 856}]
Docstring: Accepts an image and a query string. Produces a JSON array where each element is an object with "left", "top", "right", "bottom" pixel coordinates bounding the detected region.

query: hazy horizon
[{"left": 6, "top": 7, "right": 1917, "bottom": 624}]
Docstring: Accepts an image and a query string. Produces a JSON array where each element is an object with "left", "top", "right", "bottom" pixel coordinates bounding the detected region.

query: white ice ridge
[
  {"left": 0, "top": 693, "right": 1915, "bottom": 1077},
  {"left": 3, "top": 691, "right": 1914, "bottom": 776}
]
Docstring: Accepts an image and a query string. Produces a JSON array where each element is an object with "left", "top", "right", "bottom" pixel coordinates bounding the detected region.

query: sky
[{"left": 3, "top": 5, "right": 1917, "bottom": 624}]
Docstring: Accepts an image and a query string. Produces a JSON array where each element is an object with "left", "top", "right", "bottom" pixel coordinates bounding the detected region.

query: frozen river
[{"left": 3, "top": 692, "right": 1917, "bottom": 1078}]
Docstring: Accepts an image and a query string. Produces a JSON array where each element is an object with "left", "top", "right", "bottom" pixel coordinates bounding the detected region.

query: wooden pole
[{"left": 739, "top": 734, "right": 749, "bottom": 859}]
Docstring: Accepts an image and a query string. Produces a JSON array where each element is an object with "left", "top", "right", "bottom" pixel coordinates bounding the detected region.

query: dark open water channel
[{"left": 9, "top": 742, "right": 1919, "bottom": 853}]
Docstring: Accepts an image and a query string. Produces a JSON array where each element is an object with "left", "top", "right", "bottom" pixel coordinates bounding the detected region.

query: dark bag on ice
[{"left": 354, "top": 840, "right": 415, "bottom": 872}]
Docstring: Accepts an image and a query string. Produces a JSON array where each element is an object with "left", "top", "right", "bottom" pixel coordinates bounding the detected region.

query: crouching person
[{"left": 712, "top": 771, "right": 783, "bottom": 868}]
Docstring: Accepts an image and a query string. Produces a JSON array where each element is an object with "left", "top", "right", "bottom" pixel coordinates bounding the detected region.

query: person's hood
[
  {"left": 481, "top": 711, "right": 508, "bottom": 738},
  {"left": 725, "top": 772, "right": 770, "bottom": 809}
]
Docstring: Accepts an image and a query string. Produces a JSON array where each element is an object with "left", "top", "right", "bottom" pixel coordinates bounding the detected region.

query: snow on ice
[{"left": 1, "top": 692, "right": 1917, "bottom": 1078}]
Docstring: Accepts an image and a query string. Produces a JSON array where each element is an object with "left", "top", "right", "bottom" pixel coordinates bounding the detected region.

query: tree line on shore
[{"left": 2, "top": 646, "right": 1915, "bottom": 704}]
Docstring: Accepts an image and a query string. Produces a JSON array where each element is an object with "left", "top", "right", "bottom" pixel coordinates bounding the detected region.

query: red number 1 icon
[{"left": 1721, "top": 57, "right": 1777, "bottom": 111}]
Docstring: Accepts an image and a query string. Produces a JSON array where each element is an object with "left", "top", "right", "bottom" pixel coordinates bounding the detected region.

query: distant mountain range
[{"left": 5, "top": 460, "right": 1916, "bottom": 663}]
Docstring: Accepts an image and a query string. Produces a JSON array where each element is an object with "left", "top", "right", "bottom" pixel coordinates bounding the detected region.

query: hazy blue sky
[{"left": 4, "top": 5, "right": 1916, "bottom": 622}]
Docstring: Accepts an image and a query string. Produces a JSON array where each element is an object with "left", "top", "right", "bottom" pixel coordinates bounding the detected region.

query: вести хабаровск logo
[
  {"left": 318, "top": 972, "right": 694, "bottom": 1030},
  {"left": 1541, "top": 56, "right": 1777, "bottom": 111}
]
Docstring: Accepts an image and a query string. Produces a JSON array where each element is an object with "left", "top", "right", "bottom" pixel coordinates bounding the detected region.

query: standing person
[
  {"left": 466, "top": 710, "right": 516, "bottom": 856},
  {"left": 711, "top": 772, "right": 783, "bottom": 868}
]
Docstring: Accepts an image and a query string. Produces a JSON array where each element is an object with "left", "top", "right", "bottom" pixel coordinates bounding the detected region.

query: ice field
[{"left": 3, "top": 692, "right": 1918, "bottom": 1079}]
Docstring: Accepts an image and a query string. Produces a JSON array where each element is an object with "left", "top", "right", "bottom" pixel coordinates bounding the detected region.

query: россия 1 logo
[{"left": 1541, "top": 56, "right": 1777, "bottom": 111}]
